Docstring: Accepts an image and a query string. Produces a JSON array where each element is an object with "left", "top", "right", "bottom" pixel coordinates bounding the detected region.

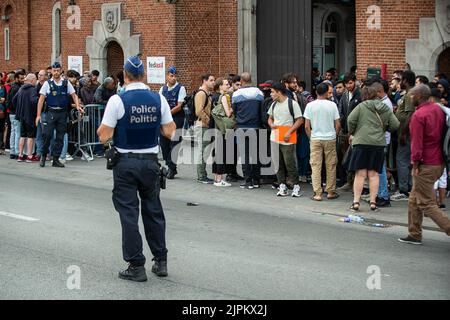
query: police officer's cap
[
  {"left": 52, "top": 62, "right": 62, "bottom": 69},
  {"left": 124, "top": 56, "right": 144, "bottom": 77},
  {"left": 168, "top": 66, "right": 177, "bottom": 75}
]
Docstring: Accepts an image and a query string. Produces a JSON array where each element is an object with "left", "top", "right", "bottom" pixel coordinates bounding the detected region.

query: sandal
[
  {"left": 311, "top": 194, "right": 323, "bottom": 202},
  {"left": 370, "top": 202, "right": 379, "bottom": 212},
  {"left": 327, "top": 193, "right": 340, "bottom": 200},
  {"left": 350, "top": 202, "right": 360, "bottom": 212}
]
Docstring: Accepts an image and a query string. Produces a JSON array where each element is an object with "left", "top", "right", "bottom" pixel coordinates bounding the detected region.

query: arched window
[
  {"left": 325, "top": 14, "right": 339, "bottom": 34},
  {"left": 323, "top": 13, "right": 339, "bottom": 73},
  {"left": 52, "top": 2, "right": 61, "bottom": 62}
]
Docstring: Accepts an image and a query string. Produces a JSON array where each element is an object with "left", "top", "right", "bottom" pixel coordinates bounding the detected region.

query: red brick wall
[
  {"left": 0, "top": 0, "right": 31, "bottom": 72},
  {"left": 0, "top": 0, "right": 238, "bottom": 92},
  {"left": 355, "top": 0, "right": 436, "bottom": 80}
]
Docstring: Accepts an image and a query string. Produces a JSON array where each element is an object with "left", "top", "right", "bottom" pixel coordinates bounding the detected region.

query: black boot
[
  {"left": 52, "top": 156, "right": 65, "bottom": 168},
  {"left": 151, "top": 259, "right": 168, "bottom": 277},
  {"left": 40, "top": 154, "right": 47, "bottom": 167},
  {"left": 167, "top": 168, "right": 177, "bottom": 180},
  {"left": 118, "top": 264, "right": 148, "bottom": 282}
]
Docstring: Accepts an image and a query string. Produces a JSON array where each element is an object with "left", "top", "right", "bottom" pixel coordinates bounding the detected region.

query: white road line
[{"left": 0, "top": 211, "right": 40, "bottom": 222}]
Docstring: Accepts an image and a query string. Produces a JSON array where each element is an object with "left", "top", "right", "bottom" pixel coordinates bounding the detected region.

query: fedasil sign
[{"left": 147, "top": 56, "right": 166, "bottom": 84}]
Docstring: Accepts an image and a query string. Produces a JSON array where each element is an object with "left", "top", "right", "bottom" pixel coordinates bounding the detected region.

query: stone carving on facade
[
  {"left": 105, "top": 7, "right": 119, "bottom": 33},
  {"left": 445, "top": 5, "right": 450, "bottom": 34}
]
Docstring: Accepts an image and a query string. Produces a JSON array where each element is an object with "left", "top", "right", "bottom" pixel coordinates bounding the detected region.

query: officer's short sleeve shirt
[
  {"left": 159, "top": 82, "right": 187, "bottom": 103},
  {"left": 39, "top": 78, "right": 76, "bottom": 97},
  {"left": 102, "top": 82, "right": 173, "bottom": 154}
]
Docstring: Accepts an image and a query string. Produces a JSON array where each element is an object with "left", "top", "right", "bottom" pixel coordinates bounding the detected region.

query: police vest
[
  {"left": 162, "top": 84, "right": 185, "bottom": 119},
  {"left": 46, "top": 79, "right": 71, "bottom": 110},
  {"left": 114, "top": 89, "right": 162, "bottom": 150}
]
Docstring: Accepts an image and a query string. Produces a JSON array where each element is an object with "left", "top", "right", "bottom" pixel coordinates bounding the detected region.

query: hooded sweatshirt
[{"left": 348, "top": 99, "right": 400, "bottom": 147}]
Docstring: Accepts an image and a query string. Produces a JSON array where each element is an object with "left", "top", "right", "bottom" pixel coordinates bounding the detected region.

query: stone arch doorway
[
  {"left": 106, "top": 41, "right": 124, "bottom": 78},
  {"left": 438, "top": 47, "right": 450, "bottom": 79}
]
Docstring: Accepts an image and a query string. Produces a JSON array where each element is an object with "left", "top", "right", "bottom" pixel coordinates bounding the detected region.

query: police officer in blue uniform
[
  {"left": 97, "top": 56, "right": 176, "bottom": 282},
  {"left": 159, "top": 66, "right": 187, "bottom": 179},
  {"left": 36, "top": 62, "right": 83, "bottom": 168}
]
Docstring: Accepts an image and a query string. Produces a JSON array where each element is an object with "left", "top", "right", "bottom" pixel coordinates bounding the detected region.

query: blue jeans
[
  {"left": 378, "top": 162, "right": 389, "bottom": 200},
  {"left": 9, "top": 114, "right": 21, "bottom": 156},
  {"left": 35, "top": 112, "right": 45, "bottom": 156}
]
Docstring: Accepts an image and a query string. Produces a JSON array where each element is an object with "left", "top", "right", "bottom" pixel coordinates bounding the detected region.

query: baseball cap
[
  {"left": 52, "top": 62, "right": 62, "bottom": 69},
  {"left": 259, "top": 80, "right": 274, "bottom": 88},
  {"left": 124, "top": 56, "right": 144, "bottom": 76}
]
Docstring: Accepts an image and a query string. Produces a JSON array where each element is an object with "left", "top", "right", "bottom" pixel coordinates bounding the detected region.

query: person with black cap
[
  {"left": 36, "top": 62, "right": 83, "bottom": 168},
  {"left": 97, "top": 55, "right": 176, "bottom": 282},
  {"left": 159, "top": 66, "right": 186, "bottom": 179}
]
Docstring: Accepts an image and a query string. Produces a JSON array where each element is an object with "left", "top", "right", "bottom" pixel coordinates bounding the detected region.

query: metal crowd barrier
[{"left": 68, "top": 104, "right": 105, "bottom": 161}]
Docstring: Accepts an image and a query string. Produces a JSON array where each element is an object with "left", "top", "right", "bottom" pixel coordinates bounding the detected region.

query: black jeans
[
  {"left": 42, "top": 110, "right": 67, "bottom": 157},
  {"left": 238, "top": 128, "right": 261, "bottom": 183},
  {"left": 113, "top": 156, "right": 167, "bottom": 266},
  {"left": 160, "top": 116, "right": 184, "bottom": 170}
]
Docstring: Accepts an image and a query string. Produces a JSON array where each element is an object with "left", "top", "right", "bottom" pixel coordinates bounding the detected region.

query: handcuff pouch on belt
[{"left": 106, "top": 147, "right": 120, "bottom": 170}]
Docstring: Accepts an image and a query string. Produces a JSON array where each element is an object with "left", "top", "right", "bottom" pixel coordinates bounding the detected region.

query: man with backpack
[
  {"left": 398, "top": 84, "right": 450, "bottom": 245},
  {"left": 159, "top": 66, "right": 186, "bottom": 179},
  {"left": 36, "top": 62, "right": 83, "bottom": 168},
  {"left": 192, "top": 74, "right": 215, "bottom": 184},
  {"left": 267, "top": 83, "right": 304, "bottom": 197}
]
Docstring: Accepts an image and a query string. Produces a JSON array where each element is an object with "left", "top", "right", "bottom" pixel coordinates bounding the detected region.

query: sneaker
[
  {"left": 65, "top": 155, "right": 74, "bottom": 161},
  {"left": 52, "top": 157, "right": 65, "bottom": 168},
  {"left": 277, "top": 184, "right": 289, "bottom": 197},
  {"left": 10, "top": 154, "right": 18, "bottom": 160},
  {"left": 214, "top": 180, "right": 232, "bottom": 187},
  {"left": 95, "top": 153, "right": 105, "bottom": 158},
  {"left": 26, "top": 155, "right": 40, "bottom": 163},
  {"left": 166, "top": 168, "right": 177, "bottom": 180},
  {"left": 58, "top": 158, "right": 67, "bottom": 164},
  {"left": 252, "top": 180, "right": 261, "bottom": 189},
  {"left": 376, "top": 197, "right": 392, "bottom": 208},
  {"left": 82, "top": 154, "right": 94, "bottom": 161},
  {"left": 390, "top": 191, "right": 409, "bottom": 202},
  {"left": 439, "top": 204, "right": 446, "bottom": 210},
  {"left": 292, "top": 185, "right": 303, "bottom": 198},
  {"left": 240, "top": 181, "right": 254, "bottom": 189},
  {"left": 197, "top": 177, "right": 214, "bottom": 184},
  {"left": 118, "top": 264, "right": 148, "bottom": 282},
  {"left": 398, "top": 235, "right": 422, "bottom": 245},
  {"left": 338, "top": 183, "right": 353, "bottom": 192},
  {"left": 17, "top": 155, "right": 26, "bottom": 162}
]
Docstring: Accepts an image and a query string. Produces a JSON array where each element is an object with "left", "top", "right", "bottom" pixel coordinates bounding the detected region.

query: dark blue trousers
[
  {"left": 112, "top": 156, "right": 168, "bottom": 266},
  {"left": 42, "top": 110, "right": 67, "bottom": 157},
  {"left": 160, "top": 116, "right": 184, "bottom": 170}
]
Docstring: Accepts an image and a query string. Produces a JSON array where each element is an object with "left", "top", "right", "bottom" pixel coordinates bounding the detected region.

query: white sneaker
[
  {"left": 214, "top": 180, "right": 232, "bottom": 187},
  {"left": 58, "top": 158, "right": 66, "bottom": 164},
  {"left": 292, "top": 185, "right": 303, "bottom": 198},
  {"left": 277, "top": 184, "right": 289, "bottom": 197},
  {"left": 82, "top": 155, "right": 94, "bottom": 161},
  {"left": 390, "top": 191, "right": 409, "bottom": 201},
  {"left": 66, "top": 155, "right": 74, "bottom": 161}
]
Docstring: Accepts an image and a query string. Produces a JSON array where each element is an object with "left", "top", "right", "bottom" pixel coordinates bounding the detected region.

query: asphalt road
[{"left": 0, "top": 161, "right": 449, "bottom": 300}]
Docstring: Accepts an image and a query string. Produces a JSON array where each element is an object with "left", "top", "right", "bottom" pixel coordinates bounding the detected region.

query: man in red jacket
[{"left": 399, "top": 84, "right": 450, "bottom": 245}]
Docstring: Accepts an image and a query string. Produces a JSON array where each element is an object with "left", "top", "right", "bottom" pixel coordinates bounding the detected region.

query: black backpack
[
  {"left": 183, "top": 89, "right": 208, "bottom": 127},
  {"left": 270, "top": 98, "right": 301, "bottom": 133}
]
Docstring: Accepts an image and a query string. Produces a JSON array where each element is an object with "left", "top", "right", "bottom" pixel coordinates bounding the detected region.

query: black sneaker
[
  {"left": 118, "top": 264, "right": 148, "bottom": 282},
  {"left": 398, "top": 235, "right": 423, "bottom": 245},
  {"left": 197, "top": 177, "right": 214, "bottom": 184},
  {"left": 376, "top": 197, "right": 392, "bottom": 208},
  {"left": 252, "top": 180, "right": 261, "bottom": 189},
  {"left": 167, "top": 168, "right": 177, "bottom": 180},
  {"left": 151, "top": 260, "right": 168, "bottom": 277},
  {"left": 240, "top": 181, "right": 254, "bottom": 189},
  {"left": 10, "top": 154, "right": 17, "bottom": 160},
  {"left": 439, "top": 204, "right": 446, "bottom": 209}
]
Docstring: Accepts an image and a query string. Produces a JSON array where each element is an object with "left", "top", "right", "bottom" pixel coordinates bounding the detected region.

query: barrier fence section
[{"left": 68, "top": 104, "right": 105, "bottom": 161}]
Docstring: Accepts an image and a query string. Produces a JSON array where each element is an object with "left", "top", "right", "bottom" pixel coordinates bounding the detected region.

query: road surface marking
[{"left": 0, "top": 211, "right": 40, "bottom": 222}]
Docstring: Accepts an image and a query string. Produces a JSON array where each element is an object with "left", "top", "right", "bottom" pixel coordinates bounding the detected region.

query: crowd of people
[{"left": 1, "top": 63, "right": 450, "bottom": 243}]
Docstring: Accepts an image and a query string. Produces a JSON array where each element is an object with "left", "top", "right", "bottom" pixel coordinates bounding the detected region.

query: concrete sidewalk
[{"left": 1, "top": 153, "right": 448, "bottom": 233}]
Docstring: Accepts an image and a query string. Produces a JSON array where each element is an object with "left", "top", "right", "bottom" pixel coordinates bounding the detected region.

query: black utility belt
[
  {"left": 119, "top": 153, "right": 158, "bottom": 161},
  {"left": 47, "top": 108, "right": 66, "bottom": 113}
]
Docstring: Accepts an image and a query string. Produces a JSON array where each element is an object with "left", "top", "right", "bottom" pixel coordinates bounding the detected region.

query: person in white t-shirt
[
  {"left": 304, "top": 82, "right": 341, "bottom": 201},
  {"left": 267, "top": 83, "right": 304, "bottom": 197}
]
